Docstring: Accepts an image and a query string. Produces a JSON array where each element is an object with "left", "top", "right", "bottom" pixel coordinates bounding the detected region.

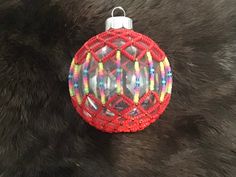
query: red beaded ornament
[{"left": 68, "top": 7, "right": 173, "bottom": 133}]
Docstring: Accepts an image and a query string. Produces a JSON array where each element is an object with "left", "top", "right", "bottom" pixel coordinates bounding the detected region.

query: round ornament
[{"left": 68, "top": 7, "right": 173, "bottom": 133}]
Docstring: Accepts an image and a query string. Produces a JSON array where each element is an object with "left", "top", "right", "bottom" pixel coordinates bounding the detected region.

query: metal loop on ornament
[{"left": 111, "top": 6, "right": 126, "bottom": 17}]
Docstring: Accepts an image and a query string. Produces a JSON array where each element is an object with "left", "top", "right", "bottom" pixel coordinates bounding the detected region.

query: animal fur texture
[{"left": 0, "top": 0, "right": 236, "bottom": 177}]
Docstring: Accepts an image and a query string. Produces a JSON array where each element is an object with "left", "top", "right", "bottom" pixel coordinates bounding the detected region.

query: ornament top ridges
[{"left": 105, "top": 6, "right": 133, "bottom": 31}]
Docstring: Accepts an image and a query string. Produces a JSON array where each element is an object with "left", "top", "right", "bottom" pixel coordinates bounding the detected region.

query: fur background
[{"left": 0, "top": 0, "right": 236, "bottom": 177}]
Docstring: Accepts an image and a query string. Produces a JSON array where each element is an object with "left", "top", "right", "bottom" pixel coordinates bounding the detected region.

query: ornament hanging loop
[
  {"left": 106, "top": 6, "right": 132, "bottom": 30},
  {"left": 111, "top": 6, "right": 126, "bottom": 17}
]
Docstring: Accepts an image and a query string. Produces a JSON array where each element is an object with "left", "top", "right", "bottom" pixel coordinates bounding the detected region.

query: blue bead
[
  {"left": 74, "top": 83, "right": 79, "bottom": 88},
  {"left": 167, "top": 72, "right": 172, "bottom": 77},
  {"left": 83, "top": 70, "right": 88, "bottom": 73},
  {"left": 162, "top": 80, "right": 166, "bottom": 84},
  {"left": 149, "top": 69, "right": 155, "bottom": 74},
  {"left": 68, "top": 74, "right": 73, "bottom": 79}
]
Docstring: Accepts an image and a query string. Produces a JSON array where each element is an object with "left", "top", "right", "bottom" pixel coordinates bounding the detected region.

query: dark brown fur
[{"left": 0, "top": 0, "right": 236, "bottom": 177}]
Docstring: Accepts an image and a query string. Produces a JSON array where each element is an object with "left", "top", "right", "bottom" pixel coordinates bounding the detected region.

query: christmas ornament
[{"left": 68, "top": 7, "right": 173, "bottom": 133}]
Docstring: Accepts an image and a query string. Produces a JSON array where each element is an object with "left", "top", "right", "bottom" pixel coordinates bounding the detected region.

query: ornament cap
[{"left": 105, "top": 7, "right": 133, "bottom": 31}]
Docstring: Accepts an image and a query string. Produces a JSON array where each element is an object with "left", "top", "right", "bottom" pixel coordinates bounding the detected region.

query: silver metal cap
[{"left": 105, "top": 7, "right": 133, "bottom": 31}]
